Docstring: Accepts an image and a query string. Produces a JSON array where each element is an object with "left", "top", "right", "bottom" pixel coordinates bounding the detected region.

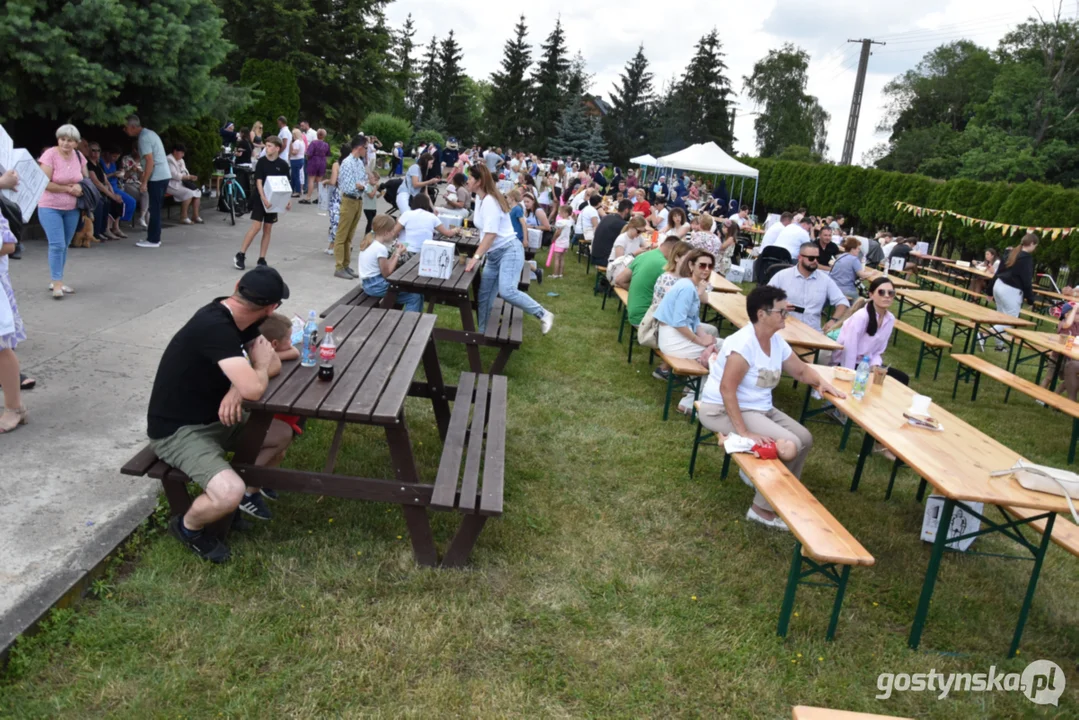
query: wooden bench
[
  {"left": 320, "top": 286, "right": 379, "bottom": 318},
  {"left": 1018, "top": 307, "right": 1055, "bottom": 328},
  {"left": 430, "top": 372, "right": 508, "bottom": 567},
  {"left": 793, "top": 707, "right": 913, "bottom": 720},
  {"left": 1003, "top": 506, "right": 1079, "bottom": 558},
  {"left": 482, "top": 298, "right": 523, "bottom": 374},
  {"left": 576, "top": 238, "right": 591, "bottom": 269},
  {"left": 594, "top": 266, "right": 616, "bottom": 308},
  {"left": 952, "top": 354, "right": 1079, "bottom": 463},
  {"left": 892, "top": 319, "right": 951, "bottom": 379},
  {"left": 518, "top": 262, "right": 531, "bottom": 292},
  {"left": 915, "top": 274, "right": 989, "bottom": 304},
  {"left": 656, "top": 351, "right": 708, "bottom": 421}
]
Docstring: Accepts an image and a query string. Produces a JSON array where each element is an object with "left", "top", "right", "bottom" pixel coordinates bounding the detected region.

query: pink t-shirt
[{"left": 39, "top": 147, "right": 86, "bottom": 211}]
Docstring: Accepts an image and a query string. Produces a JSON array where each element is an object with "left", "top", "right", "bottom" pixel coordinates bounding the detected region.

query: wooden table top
[
  {"left": 897, "top": 289, "right": 1035, "bottom": 328},
  {"left": 708, "top": 271, "right": 743, "bottom": 294},
  {"left": 247, "top": 306, "right": 436, "bottom": 425},
  {"left": 708, "top": 291, "right": 843, "bottom": 352},
  {"left": 815, "top": 262, "right": 919, "bottom": 289},
  {"left": 941, "top": 260, "right": 995, "bottom": 280},
  {"left": 812, "top": 364, "right": 1074, "bottom": 512},
  {"left": 1007, "top": 328, "right": 1079, "bottom": 360},
  {"left": 455, "top": 230, "right": 481, "bottom": 253},
  {"left": 1034, "top": 286, "right": 1071, "bottom": 302},
  {"left": 793, "top": 707, "right": 912, "bottom": 720},
  {"left": 388, "top": 254, "right": 477, "bottom": 295}
]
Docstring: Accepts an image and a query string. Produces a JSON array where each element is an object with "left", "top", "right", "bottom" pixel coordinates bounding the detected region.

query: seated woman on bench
[{"left": 697, "top": 285, "right": 845, "bottom": 530}]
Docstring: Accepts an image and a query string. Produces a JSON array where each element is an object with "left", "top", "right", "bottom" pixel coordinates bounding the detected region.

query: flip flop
[{"left": 20, "top": 374, "right": 35, "bottom": 390}]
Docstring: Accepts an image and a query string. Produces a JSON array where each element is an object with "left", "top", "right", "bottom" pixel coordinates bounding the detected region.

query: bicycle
[{"left": 215, "top": 148, "right": 248, "bottom": 226}]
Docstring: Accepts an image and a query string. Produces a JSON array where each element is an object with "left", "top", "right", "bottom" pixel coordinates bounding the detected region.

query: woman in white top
[
  {"left": 288, "top": 128, "right": 306, "bottom": 196},
  {"left": 397, "top": 152, "right": 439, "bottom": 214},
  {"left": 697, "top": 285, "right": 843, "bottom": 529},
  {"left": 465, "top": 164, "right": 554, "bottom": 334},
  {"left": 609, "top": 216, "right": 649, "bottom": 262},
  {"left": 165, "top": 144, "right": 203, "bottom": 224},
  {"left": 665, "top": 207, "right": 691, "bottom": 239},
  {"left": 357, "top": 214, "right": 424, "bottom": 312},
  {"left": 391, "top": 193, "right": 459, "bottom": 255}
]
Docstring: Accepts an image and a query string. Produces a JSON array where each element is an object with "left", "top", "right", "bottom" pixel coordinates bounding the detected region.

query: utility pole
[{"left": 840, "top": 38, "right": 885, "bottom": 166}]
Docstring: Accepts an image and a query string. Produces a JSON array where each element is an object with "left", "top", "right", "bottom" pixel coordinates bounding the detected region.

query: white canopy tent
[
  {"left": 629, "top": 153, "right": 658, "bottom": 166},
  {"left": 654, "top": 142, "right": 760, "bottom": 215}
]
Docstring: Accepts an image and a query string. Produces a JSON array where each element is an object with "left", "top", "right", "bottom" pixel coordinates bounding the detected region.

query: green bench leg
[
  {"left": 826, "top": 566, "right": 852, "bottom": 642},
  {"left": 1070, "top": 418, "right": 1078, "bottom": 465},
  {"left": 777, "top": 541, "right": 853, "bottom": 642},
  {"left": 972, "top": 370, "right": 983, "bottom": 402},
  {"left": 618, "top": 307, "right": 627, "bottom": 343},
  {"left": 933, "top": 346, "right": 943, "bottom": 381},
  {"left": 721, "top": 452, "right": 731, "bottom": 480},
  {"left": 627, "top": 326, "right": 636, "bottom": 363},
  {"left": 689, "top": 419, "right": 716, "bottom": 478},
  {"left": 914, "top": 342, "right": 926, "bottom": 379},
  {"left": 663, "top": 372, "right": 674, "bottom": 421},
  {"left": 777, "top": 541, "right": 803, "bottom": 638},
  {"left": 952, "top": 362, "right": 962, "bottom": 400}
]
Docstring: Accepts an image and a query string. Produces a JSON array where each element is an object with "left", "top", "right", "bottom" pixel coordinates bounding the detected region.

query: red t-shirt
[{"left": 632, "top": 200, "right": 651, "bottom": 216}]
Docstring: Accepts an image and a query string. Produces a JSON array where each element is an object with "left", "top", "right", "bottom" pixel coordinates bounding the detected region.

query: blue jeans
[
  {"left": 362, "top": 275, "right": 424, "bottom": 313},
  {"left": 147, "top": 179, "right": 168, "bottom": 244},
  {"left": 290, "top": 159, "right": 305, "bottom": 194},
  {"left": 38, "top": 207, "right": 80, "bottom": 281},
  {"left": 477, "top": 242, "right": 546, "bottom": 330},
  {"left": 113, "top": 187, "right": 135, "bottom": 222},
  {"left": 93, "top": 197, "right": 108, "bottom": 236}
]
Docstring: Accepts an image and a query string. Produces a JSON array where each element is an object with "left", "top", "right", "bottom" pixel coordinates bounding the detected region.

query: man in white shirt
[
  {"left": 760, "top": 211, "right": 792, "bottom": 250},
  {"left": 275, "top": 115, "right": 291, "bottom": 161},
  {"left": 729, "top": 206, "right": 749, "bottom": 228},
  {"left": 300, "top": 120, "right": 317, "bottom": 145},
  {"left": 880, "top": 233, "right": 898, "bottom": 260},
  {"left": 767, "top": 241, "right": 850, "bottom": 333},
  {"left": 774, "top": 216, "right": 813, "bottom": 259}
]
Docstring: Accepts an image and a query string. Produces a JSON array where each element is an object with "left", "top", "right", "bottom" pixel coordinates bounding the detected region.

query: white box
[
  {"left": 263, "top": 176, "right": 292, "bottom": 214},
  {"left": 419, "top": 240, "right": 458, "bottom": 279},
  {"left": 915, "top": 241, "right": 930, "bottom": 255},
  {"left": 440, "top": 214, "right": 463, "bottom": 229},
  {"left": 725, "top": 266, "right": 746, "bottom": 284},
  {"left": 921, "top": 495, "right": 982, "bottom": 552},
  {"left": 526, "top": 227, "right": 543, "bottom": 250}
]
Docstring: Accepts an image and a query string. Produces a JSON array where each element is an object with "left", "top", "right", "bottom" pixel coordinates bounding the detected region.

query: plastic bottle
[
  {"left": 300, "top": 310, "right": 319, "bottom": 367},
  {"left": 852, "top": 354, "right": 871, "bottom": 400},
  {"left": 318, "top": 325, "right": 337, "bottom": 381}
]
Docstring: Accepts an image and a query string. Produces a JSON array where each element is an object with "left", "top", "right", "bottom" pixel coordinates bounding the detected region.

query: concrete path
[{"left": 0, "top": 200, "right": 367, "bottom": 652}]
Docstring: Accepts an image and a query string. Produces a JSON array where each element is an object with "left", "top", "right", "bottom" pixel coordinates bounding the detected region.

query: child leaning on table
[{"left": 259, "top": 313, "right": 303, "bottom": 442}]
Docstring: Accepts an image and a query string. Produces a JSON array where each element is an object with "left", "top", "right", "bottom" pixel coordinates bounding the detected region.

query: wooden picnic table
[
  {"left": 1007, "top": 328, "right": 1079, "bottom": 390},
  {"left": 807, "top": 364, "right": 1073, "bottom": 656},
  {"left": 941, "top": 260, "right": 995, "bottom": 280},
  {"left": 818, "top": 262, "right": 919, "bottom": 289},
  {"left": 1034, "top": 286, "right": 1071, "bottom": 303},
  {"left": 896, "top": 289, "right": 1034, "bottom": 352},
  {"left": 706, "top": 291, "right": 842, "bottom": 363},
  {"left": 708, "top": 271, "right": 743, "bottom": 294},
  {"left": 382, "top": 254, "right": 528, "bottom": 374}
]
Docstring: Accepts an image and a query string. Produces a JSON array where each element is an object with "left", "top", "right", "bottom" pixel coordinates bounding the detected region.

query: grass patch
[{"left": 2, "top": 264, "right": 1078, "bottom": 718}]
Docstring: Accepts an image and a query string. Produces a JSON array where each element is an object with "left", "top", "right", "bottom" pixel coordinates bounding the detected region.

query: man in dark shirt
[
  {"left": 148, "top": 267, "right": 294, "bottom": 563},
  {"left": 591, "top": 199, "right": 633, "bottom": 266},
  {"left": 888, "top": 237, "right": 917, "bottom": 269},
  {"left": 816, "top": 226, "right": 841, "bottom": 266}
]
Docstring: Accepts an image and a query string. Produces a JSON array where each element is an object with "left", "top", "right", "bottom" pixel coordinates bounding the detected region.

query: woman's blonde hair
[
  {"left": 698, "top": 213, "right": 713, "bottom": 231},
  {"left": 359, "top": 214, "right": 397, "bottom": 251},
  {"left": 625, "top": 216, "right": 647, "bottom": 233},
  {"left": 507, "top": 187, "right": 522, "bottom": 203},
  {"left": 665, "top": 241, "right": 693, "bottom": 273},
  {"left": 56, "top": 124, "right": 81, "bottom": 142},
  {"left": 468, "top": 164, "right": 509, "bottom": 212},
  {"left": 292, "top": 129, "right": 303, "bottom": 141}
]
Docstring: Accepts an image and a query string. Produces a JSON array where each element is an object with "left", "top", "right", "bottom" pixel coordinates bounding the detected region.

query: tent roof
[
  {"left": 629, "top": 153, "right": 658, "bottom": 166},
  {"left": 654, "top": 142, "right": 758, "bottom": 178}
]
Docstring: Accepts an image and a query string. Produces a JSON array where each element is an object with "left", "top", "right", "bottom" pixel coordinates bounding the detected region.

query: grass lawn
[{"left": 2, "top": 259, "right": 1078, "bottom": 718}]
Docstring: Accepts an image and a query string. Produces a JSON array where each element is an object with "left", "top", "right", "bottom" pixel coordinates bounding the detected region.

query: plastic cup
[{"left": 871, "top": 365, "right": 887, "bottom": 386}]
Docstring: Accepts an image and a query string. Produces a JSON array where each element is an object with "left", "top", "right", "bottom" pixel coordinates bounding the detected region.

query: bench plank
[
  {"left": 431, "top": 372, "right": 477, "bottom": 510},
  {"left": 893, "top": 319, "right": 950, "bottom": 348},
  {"left": 733, "top": 454, "right": 875, "bottom": 567},
  {"left": 459, "top": 374, "right": 490, "bottom": 513},
  {"left": 347, "top": 312, "right": 421, "bottom": 422},
  {"left": 656, "top": 351, "right": 709, "bottom": 377},
  {"left": 1003, "top": 506, "right": 1079, "bottom": 557},
  {"left": 614, "top": 286, "right": 629, "bottom": 305},
  {"left": 373, "top": 314, "right": 438, "bottom": 423},
  {"left": 793, "top": 707, "right": 913, "bottom": 720},
  {"left": 953, "top": 354, "right": 1079, "bottom": 419},
  {"left": 121, "top": 445, "right": 161, "bottom": 476},
  {"left": 480, "top": 374, "right": 508, "bottom": 516}
]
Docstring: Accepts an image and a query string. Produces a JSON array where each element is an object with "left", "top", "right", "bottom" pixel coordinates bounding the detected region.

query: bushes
[
  {"left": 163, "top": 117, "right": 219, "bottom": 184},
  {"left": 237, "top": 59, "right": 301, "bottom": 131},
  {"left": 410, "top": 128, "right": 444, "bottom": 149},
  {"left": 360, "top": 113, "right": 411, "bottom": 148},
  {"left": 744, "top": 158, "right": 1079, "bottom": 264}
]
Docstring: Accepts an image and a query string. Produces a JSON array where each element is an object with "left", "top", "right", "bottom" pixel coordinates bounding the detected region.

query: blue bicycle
[{"left": 215, "top": 149, "right": 248, "bottom": 226}]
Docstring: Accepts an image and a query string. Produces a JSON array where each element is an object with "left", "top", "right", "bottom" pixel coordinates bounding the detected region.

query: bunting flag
[{"left": 892, "top": 201, "right": 1079, "bottom": 240}]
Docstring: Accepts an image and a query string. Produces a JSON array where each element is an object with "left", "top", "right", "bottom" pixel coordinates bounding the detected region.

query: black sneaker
[
  {"left": 238, "top": 492, "right": 273, "bottom": 520},
  {"left": 168, "top": 515, "right": 231, "bottom": 563},
  {"left": 652, "top": 367, "right": 671, "bottom": 381},
  {"left": 257, "top": 257, "right": 267, "bottom": 267},
  {"left": 234, "top": 252, "right": 245, "bottom": 270},
  {"left": 11, "top": 241, "right": 22, "bottom": 260},
  {"left": 535, "top": 268, "right": 544, "bottom": 284},
  {"left": 260, "top": 488, "right": 279, "bottom": 501}
]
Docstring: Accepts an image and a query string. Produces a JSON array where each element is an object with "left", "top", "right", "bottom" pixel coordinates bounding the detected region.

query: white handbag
[{"left": 991, "top": 459, "right": 1079, "bottom": 524}]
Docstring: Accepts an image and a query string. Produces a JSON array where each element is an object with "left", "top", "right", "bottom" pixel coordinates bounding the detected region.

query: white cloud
[{"left": 385, "top": 0, "right": 1071, "bottom": 163}]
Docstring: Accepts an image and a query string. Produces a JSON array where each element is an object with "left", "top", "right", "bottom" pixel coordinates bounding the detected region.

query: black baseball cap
[{"left": 238, "top": 266, "right": 290, "bottom": 306}]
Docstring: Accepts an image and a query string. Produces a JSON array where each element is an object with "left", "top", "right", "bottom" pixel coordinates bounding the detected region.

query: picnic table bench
[
  {"left": 793, "top": 707, "right": 913, "bottom": 720},
  {"left": 1004, "top": 506, "right": 1079, "bottom": 559},
  {"left": 320, "top": 285, "right": 379, "bottom": 317},
  {"left": 655, "top": 351, "right": 708, "bottom": 421},
  {"left": 891, "top": 318, "right": 951, "bottom": 379},
  {"left": 951, "top": 353, "right": 1079, "bottom": 464},
  {"left": 121, "top": 306, "right": 509, "bottom": 568}
]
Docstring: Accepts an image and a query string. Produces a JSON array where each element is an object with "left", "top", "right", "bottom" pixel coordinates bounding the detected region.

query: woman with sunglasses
[
  {"left": 833, "top": 277, "right": 909, "bottom": 385},
  {"left": 697, "top": 285, "right": 845, "bottom": 529},
  {"left": 654, "top": 248, "right": 719, "bottom": 362}
]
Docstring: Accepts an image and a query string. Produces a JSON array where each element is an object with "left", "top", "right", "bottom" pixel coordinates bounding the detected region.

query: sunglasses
[
  {"left": 695, "top": 262, "right": 714, "bottom": 270},
  {"left": 800, "top": 255, "right": 820, "bottom": 262},
  {"left": 876, "top": 289, "right": 896, "bottom": 297}
]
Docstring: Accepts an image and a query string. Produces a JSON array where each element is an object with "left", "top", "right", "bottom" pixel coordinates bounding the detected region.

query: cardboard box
[
  {"left": 725, "top": 266, "right": 747, "bottom": 284},
  {"left": 526, "top": 227, "right": 543, "bottom": 250},
  {"left": 419, "top": 240, "right": 458, "bottom": 279},
  {"left": 264, "top": 176, "right": 292, "bottom": 214},
  {"left": 921, "top": 495, "right": 982, "bottom": 552}
]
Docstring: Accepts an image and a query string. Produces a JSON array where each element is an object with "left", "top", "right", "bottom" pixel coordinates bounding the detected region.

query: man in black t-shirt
[
  {"left": 590, "top": 199, "right": 633, "bottom": 266},
  {"left": 235, "top": 135, "right": 291, "bottom": 271},
  {"left": 816, "top": 226, "right": 841, "bottom": 266},
  {"left": 148, "top": 267, "right": 294, "bottom": 563}
]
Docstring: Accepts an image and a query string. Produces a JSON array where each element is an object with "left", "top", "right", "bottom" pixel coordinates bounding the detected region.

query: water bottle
[
  {"left": 852, "top": 355, "right": 871, "bottom": 400},
  {"left": 317, "top": 325, "right": 337, "bottom": 381},
  {"left": 300, "top": 310, "right": 319, "bottom": 367}
]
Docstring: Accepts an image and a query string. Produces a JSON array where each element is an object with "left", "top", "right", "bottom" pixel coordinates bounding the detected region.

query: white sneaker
[
  {"left": 181, "top": 218, "right": 192, "bottom": 225},
  {"left": 135, "top": 241, "right": 160, "bottom": 248},
  {"left": 738, "top": 469, "right": 754, "bottom": 488},
  {"left": 324, "top": 247, "right": 334, "bottom": 255},
  {"left": 540, "top": 310, "right": 554, "bottom": 335},
  {"left": 746, "top": 506, "right": 790, "bottom": 531}
]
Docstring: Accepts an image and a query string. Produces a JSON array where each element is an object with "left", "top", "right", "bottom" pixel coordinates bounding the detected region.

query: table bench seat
[
  {"left": 892, "top": 319, "right": 951, "bottom": 379},
  {"left": 952, "top": 353, "right": 1079, "bottom": 463},
  {"left": 793, "top": 706, "right": 913, "bottom": 720},
  {"left": 320, "top": 286, "right": 380, "bottom": 318},
  {"left": 482, "top": 298, "right": 524, "bottom": 374},
  {"left": 915, "top": 274, "right": 989, "bottom": 304},
  {"left": 431, "top": 372, "right": 508, "bottom": 567},
  {"left": 655, "top": 351, "right": 708, "bottom": 421},
  {"left": 1004, "top": 506, "right": 1079, "bottom": 557}
]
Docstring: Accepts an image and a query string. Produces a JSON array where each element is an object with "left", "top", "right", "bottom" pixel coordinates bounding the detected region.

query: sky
[{"left": 386, "top": 0, "right": 1075, "bottom": 164}]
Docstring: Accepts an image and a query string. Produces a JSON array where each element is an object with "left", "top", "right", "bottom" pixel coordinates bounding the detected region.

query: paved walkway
[{"left": 0, "top": 200, "right": 367, "bottom": 652}]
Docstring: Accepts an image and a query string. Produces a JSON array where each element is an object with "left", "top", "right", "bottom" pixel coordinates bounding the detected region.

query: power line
[{"left": 873, "top": 11, "right": 1022, "bottom": 41}]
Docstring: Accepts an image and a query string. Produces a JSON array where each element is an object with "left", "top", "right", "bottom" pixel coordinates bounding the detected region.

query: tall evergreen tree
[
  {"left": 418, "top": 35, "right": 440, "bottom": 125},
  {"left": 531, "top": 18, "right": 570, "bottom": 155},
  {"left": 585, "top": 118, "right": 610, "bottom": 164},
  {"left": 486, "top": 15, "right": 533, "bottom": 148},
  {"left": 391, "top": 14, "right": 418, "bottom": 120},
  {"left": 548, "top": 98, "right": 591, "bottom": 158},
  {"left": 604, "top": 44, "right": 655, "bottom": 165},
  {"left": 436, "top": 30, "right": 471, "bottom": 140},
  {"left": 675, "top": 29, "right": 733, "bottom": 150}
]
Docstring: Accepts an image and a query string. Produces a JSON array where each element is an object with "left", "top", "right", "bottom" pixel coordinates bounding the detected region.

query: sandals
[
  {"left": 20, "top": 374, "right": 35, "bottom": 391},
  {"left": 0, "top": 406, "right": 28, "bottom": 434}
]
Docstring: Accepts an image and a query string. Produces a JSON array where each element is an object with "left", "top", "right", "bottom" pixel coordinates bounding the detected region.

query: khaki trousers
[{"left": 334, "top": 195, "right": 363, "bottom": 271}]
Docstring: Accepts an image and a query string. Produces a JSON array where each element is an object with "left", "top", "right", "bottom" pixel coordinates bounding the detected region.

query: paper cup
[
  {"left": 909, "top": 394, "right": 932, "bottom": 416},
  {"left": 871, "top": 365, "right": 887, "bottom": 385}
]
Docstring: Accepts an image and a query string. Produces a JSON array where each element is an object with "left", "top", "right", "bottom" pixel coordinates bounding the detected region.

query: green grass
[{"left": 3, "top": 263, "right": 1079, "bottom": 718}]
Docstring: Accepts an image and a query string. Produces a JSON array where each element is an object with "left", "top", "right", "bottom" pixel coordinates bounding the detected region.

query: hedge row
[{"left": 743, "top": 159, "right": 1079, "bottom": 268}]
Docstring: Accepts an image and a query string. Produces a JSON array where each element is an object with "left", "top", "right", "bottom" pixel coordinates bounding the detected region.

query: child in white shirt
[
  {"left": 357, "top": 214, "right": 424, "bottom": 312},
  {"left": 547, "top": 204, "right": 573, "bottom": 279}
]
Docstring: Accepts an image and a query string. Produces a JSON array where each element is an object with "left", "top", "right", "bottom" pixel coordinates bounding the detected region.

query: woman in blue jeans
[
  {"left": 38, "top": 124, "right": 88, "bottom": 298},
  {"left": 465, "top": 164, "right": 554, "bottom": 334},
  {"left": 357, "top": 214, "right": 424, "bottom": 312}
]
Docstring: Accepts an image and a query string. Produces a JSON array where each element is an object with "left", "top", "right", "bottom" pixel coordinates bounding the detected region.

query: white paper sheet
[
  {"left": 0, "top": 124, "right": 13, "bottom": 172},
  {"left": 1, "top": 148, "right": 49, "bottom": 223}
]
